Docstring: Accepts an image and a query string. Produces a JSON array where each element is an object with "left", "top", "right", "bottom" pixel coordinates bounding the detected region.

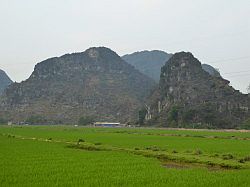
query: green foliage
[
  {"left": 25, "top": 115, "right": 47, "bottom": 125},
  {"left": 172, "top": 150, "right": 178, "bottom": 153},
  {"left": 0, "top": 118, "right": 7, "bottom": 125},
  {"left": 231, "top": 107, "right": 246, "bottom": 118},
  {"left": 183, "top": 109, "right": 196, "bottom": 122},
  {"left": 167, "top": 106, "right": 180, "bottom": 127},
  {"left": 200, "top": 103, "right": 217, "bottom": 124},
  {"left": 222, "top": 154, "right": 234, "bottom": 160},
  {"left": 194, "top": 149, "right": 203, "bottom": 155},
  {"left": 240, "top": 118, "right": 250, "bottom": 130},
  {"left": 245, "top": 156, "right": 250, "bottom": 162},
  {"left": 78, "top": 139, "right": 85, "bottom": 143},
  {"left": 168, "top": 106, "right": 179, "bottom": 122},
  {"left": 78, "top": 116, "right": 94, "bottom": 126},
  {"left": 138, "top": 108, "right": 147, "bottom": 125},
  {"left": 144, "top": 146, "right": 165, "bottom": 151}
]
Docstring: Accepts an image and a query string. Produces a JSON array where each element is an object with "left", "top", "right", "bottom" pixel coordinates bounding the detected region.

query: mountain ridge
[
  {"left": 122, "top": 50, "right": 221, "bottom": 82},
  {"left": 0, "top": 47, "right": 156, "bottom": 124}
]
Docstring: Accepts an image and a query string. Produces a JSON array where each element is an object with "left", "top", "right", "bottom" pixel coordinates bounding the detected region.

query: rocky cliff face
[
  {"left": 146, "top": 52, "right": 249, "bottom": 128},
  {"left": 122, "top": 50, "right": 220, "bottom": 82},
  {"left": 0, "top": 69, "right": 12, "bottom": 95},
  {"left": 0, "top": 47, "right": 156, "bottom": 124}
]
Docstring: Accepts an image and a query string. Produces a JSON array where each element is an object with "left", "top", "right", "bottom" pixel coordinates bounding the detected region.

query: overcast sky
[{"left": 0, "top": 0, "right": 250, "bottom": 93}]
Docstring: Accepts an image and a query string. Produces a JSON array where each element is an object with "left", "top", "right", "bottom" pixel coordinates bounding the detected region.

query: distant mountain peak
[
  {"left": 87, "top": 48, "right": 100, "bottom": 58},
  {"left": 85, "top": 47, "right": 121, "bottom": 60},
  {"left": 122, "top": 50, "right": 172, "bottom": 82},
  {"left": 0, "top": 69, "right": 13, "bottom": 95},
  {"left": 123, "top": 50, "right": 221, "bottom": 82},
  {"left": 124, "top": 50, "right": 170, "bottom": 56}
]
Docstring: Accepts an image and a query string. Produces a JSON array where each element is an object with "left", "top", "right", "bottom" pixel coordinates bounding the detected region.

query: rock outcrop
[
  {"left": 146, "top": 52, "right": 249, "bottom": 128},
  {"left": 0, "top": 47, "right": 156, "bottom": 124}
]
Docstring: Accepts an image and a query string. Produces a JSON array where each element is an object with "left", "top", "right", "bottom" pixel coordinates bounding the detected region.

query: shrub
[
  {"left": 239, "top": 159, "right": 245, "bottom": 163},
  {"left": 240, "top": 118, "right": 250, "bottom": 130},
  {"left": 172, "top": 150, "right": 178, "bottom": 154},
  {"left": 185, "top": 150, "right": 192, "bottom": 153},
  {"left": 25, "top": 115, "right": 47, "bottom": 125},
  {"left": 194, "top": 149, "right": 203, "bottom": 155},
  {"left": 168, "top": 106, "right": 179, "bottom": 123},
  {"left": 244, "top": 156, "right": 250, "bottom": 162},
  {"left": 239, "top": 155, "right": 250, "bottom": 163},
  {"left": 222, "top": 154, "right": 234, "bottom": 160},
  {"left": 76, "top": 139, "right": 85, "bottom": 146},
  {"left": 78, "top": 116, "right": 95, "bottom": 126},
  {"left": 151, "top": 147, "right": 160, "bottom": 151},
  {"left": 144, "top": 146, "right": 161, "bottom": 151},
  {"left": 138, "top": 108, "right": 147, "bottom": 125},
  {"left": 183, "top": 109, "right": 196, "bottom": 122},
  {"left": 0, "top": 118, "right": 7, "bottom": 125},
  {"left": 7, "top": 134, "right": 15, "bottom": 138},
  {"left": 213, "top": 153, "right": 219, "bottom": 157}
]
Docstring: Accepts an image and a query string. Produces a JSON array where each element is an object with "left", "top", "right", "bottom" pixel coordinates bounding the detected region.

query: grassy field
[{"left": 0, "top": 125, "right": 250, "bottom": 186}]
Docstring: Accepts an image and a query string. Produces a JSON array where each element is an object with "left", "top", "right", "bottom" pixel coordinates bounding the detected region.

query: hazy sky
[{"left": 0, "top": 0, "right": 250, "bottom": 93}]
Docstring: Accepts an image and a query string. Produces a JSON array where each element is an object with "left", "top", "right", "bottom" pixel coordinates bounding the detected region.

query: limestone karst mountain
[
  {"left": 122, "top": 50, "right": 221, "bottom": 82},
  {"left": 0, "top": 47, "right": 156, "bottom": 124},
  {"left": 145, "top": 52, "right": 249, "bottom": 128}
]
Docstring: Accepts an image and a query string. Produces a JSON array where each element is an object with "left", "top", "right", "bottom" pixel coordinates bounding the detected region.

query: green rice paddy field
[{"left": 0, "top": 125, "right": 250, "bottom": 186}]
